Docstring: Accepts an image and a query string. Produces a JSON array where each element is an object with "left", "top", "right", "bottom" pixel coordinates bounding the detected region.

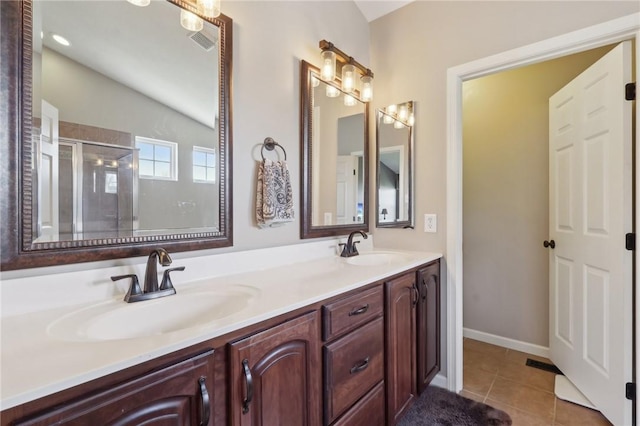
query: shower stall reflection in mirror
[{"left": 35, "top": 137, "right": 139, "bottom": 243}]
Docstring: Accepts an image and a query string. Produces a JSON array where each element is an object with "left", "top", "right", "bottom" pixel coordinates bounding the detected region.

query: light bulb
[
  {"left": 126, "top": 0, "right": 150, "bottom": 6},
  {"left": 383, "top": 104, "right": 397, "bottom": 124},
  {"left": 180, "top": 9, "right": 204, "bottom": 32},
  {"left": 198, "top": 0, "right": 220, "bottom": 18},
  {"left": 344, "top": 94, "right": 357, "bottom": 106},
  {"left": 398, "top": 104, "right": 408, "bottom": 121},
  {"left": 311, "top": 76, "right": 320, "bottom": 88},
  {"left": 360, "top": 74, "right": 373, "bottom": 102},
  {"left": 326, "top": 84, "right": 340, "bottom": 98},
  {"left": 341, "top": 64, "right": 356, "bottom": 93},
  {"left": 394, "top": 120, "right": 405, "bottom": 129},
  {"left": 321, "top": 50, "right": 336, "bottom": 81},
  {"left": 408, "top": 113, "right": 415, "bottom": 126}
]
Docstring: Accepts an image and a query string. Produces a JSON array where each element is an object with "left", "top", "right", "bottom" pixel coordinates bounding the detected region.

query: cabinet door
[
  {"left": 385, "top": 273, "right": 417, "bottom": 425},
  {"left": 417, "top": 260, "right": 441, "bottom": 394},
  {"left": 228, "top": 311, "right": 321, "bottom": 426},
  {"left": 16, "top": 350, "right": 215, "bottom": 426}
]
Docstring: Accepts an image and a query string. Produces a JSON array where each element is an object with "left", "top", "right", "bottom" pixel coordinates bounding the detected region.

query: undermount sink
[
  {"left": 47, "top": 285, "right": 260, "bottom": 342},
  {"left": 345, "top": 252, "right": 408, "bottom": 266}
]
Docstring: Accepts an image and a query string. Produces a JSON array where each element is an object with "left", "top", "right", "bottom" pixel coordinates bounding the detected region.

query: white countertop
[{"left": 0, "top": 247, "right": 441, "bottom": 411}]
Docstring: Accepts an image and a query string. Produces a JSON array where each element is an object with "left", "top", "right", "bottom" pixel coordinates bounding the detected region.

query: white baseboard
[
  {"left": 429, "top": 373, "right": 448, "bottom": 389},
  {"left": 463, "top": 327, "right": 550, "bottom": 359}
]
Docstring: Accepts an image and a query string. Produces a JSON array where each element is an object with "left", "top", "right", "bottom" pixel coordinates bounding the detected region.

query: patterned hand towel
[{"left": 256, "top": 159, "right": 294, "bottom": 228}]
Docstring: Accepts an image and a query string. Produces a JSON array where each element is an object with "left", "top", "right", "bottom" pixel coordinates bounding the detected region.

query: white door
[
  {"left": 36, "top": 100, "right": 60, "bottom": 241},
  {"left": 336, "top": 155, "right": 357, "bottom": 224},
  {"left": 548, "top": 41, "right": 632, "bottom": 426}
]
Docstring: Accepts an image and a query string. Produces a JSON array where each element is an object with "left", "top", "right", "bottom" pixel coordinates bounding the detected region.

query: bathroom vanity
[{"left": 0, "top": 251, "right": 441, "bottom": 426}]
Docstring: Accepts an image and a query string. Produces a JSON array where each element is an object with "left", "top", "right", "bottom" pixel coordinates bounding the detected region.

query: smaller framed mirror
[
  {"left": 376, "top": 101, "right": 414, "bottom": 228},
  {"left": 300, "top": 60, "right": 369, "bottom": 238}
]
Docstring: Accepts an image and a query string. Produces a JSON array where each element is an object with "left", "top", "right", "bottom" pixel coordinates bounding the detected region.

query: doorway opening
[{"left": 446, "top": 12, "right": 640, "bottom": 425}]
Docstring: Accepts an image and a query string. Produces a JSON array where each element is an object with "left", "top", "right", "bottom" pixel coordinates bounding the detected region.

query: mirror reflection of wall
[
  {"left": 30, "top": 0, "right": 221, "bottom": 243},
  {"left": 376, "top": 101, "right": 415, "bottom": 228},
  {"left": 311, "top": 78, "right": 366, "bottom": 227}
]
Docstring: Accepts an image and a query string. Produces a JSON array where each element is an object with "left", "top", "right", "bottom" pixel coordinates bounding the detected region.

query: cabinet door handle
[
  {"left": 348, "top": 304, "right": 369, "bottom": 316},
  {"left": 350, "top": 356, "right": 370, "bottom": 374},
  {"left": 242, "top": 359, "right": 253, "bottom": 414},
  {"left": 198, "top": 376, "right": 210, "bottom": 426},
  {"left": 410, "top": 284, "right": 419, "bottom": 306}
]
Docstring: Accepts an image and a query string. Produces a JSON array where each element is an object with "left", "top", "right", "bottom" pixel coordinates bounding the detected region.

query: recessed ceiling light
[{"left": 52, "top": 34, "right": 70, "bottom": 46}]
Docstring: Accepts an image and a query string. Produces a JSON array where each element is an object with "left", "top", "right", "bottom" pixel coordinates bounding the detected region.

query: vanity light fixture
[
  {"left": 383, "top": 102, "right": 414, "bottom": 128},
  {"left": 326, "top": 84, "right": 340, "bottom": 98},
  {"left": 198, "top": 0, "right": 221, "bottom": 18},
  {"left": 344, "top": 94, "right": 357, "bottom": 106},
  {"left": 321, "top": 50, "right": 337, "bottom": 81},
  {"left": 319, "top": 39, "right": 374, "bottom": 102},
  {"left": 341, "top": 63, "right": 357, "bottom": 93},
  {"left": 180, "top": 9, "right": 204, "bottom": 32},
  {"left": 383, "top": 104, "right": 397, "bottom": 124}
]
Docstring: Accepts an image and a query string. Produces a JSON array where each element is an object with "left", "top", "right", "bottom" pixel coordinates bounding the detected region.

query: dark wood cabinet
[
  {"left": 322, "top": 284, "right": 385, "bottom": 426},
  {"left": 417, "top": 260, "right": 441, "bottom": 394},
  {"left": 14, "top": 350, "right": 215, "bottom": 426},
  {"left": 331, "top": 381, "right": 385, "bottom": 426},
  {"left": 384, "top": 272, "right": 417, "bottom": 425},
  {"left": 228, "top": 311, "right": 321, "bottom": 426},
  {"left": 3, "top": 258, "right": 442, "bottom": 426},
  {"left": 324, "top": 317, "right": 384, "bottom": 423}
]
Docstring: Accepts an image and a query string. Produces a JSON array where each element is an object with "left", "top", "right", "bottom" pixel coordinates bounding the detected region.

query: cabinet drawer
[
  {"left": 322, "top": 286, "right": 382, "bottom": 341},
  {"left": 324, "top": 317, "right": 384, "bottom": 424},
  {"left": 332, "top": 380, "right": 385, "bottom": 426}
]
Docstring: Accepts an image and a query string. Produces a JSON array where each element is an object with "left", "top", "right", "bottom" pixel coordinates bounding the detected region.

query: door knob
[{"left": 543, "top": 240, "right": 556, "bottom": 249}]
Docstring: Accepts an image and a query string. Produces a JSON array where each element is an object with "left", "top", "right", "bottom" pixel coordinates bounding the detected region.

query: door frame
[{"left": 445, "top": 10, "right": 640, "bottom": 415}]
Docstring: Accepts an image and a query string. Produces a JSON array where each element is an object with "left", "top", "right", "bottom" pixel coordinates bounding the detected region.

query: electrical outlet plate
[{"left": 424, "top": 214, "right": 437, "bottom": 233}]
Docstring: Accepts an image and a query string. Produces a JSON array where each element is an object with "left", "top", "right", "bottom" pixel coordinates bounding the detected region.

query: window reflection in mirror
[
  {"left": 300, "top": 60, "right": 369, "bottom": 239},
  {"left": 31, "top": 0, "right": 221, "bottom": 243},
  {"left": 376, "top": 101, "right": 414, "bottom": 228}
]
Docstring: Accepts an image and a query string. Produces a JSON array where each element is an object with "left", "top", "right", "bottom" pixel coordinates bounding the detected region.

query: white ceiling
[
  {"left": 354, "top": 0, "right": 414, "bottom": 22},
  {"left": 36, "top": 0, "right": 219, "bottom": 129}
]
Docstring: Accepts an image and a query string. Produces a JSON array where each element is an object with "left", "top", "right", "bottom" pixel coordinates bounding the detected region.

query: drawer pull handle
[
  {"left": 242, "top": 359, "right": 253, "bottom": 414},
  {"left": 348, "top": 304, "right": 369, "bottom": 316},
  {"left": 350, "top": 356, "right": 370, "bottom": 374},
  {"left": 198, "top": 376, "right": 210, "bottom": 425}
]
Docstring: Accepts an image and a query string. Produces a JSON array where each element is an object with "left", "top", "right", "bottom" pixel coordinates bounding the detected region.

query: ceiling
[
  {"left": 354, "top": 0, "right": 414, "bottom": 22},
  {"left": 36, "top": 0, "right": 219, "bottom": 129}
]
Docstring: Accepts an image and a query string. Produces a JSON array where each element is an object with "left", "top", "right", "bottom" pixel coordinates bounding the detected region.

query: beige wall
[
  {"left": 370, "top": 1, "right": 639, "bottom": 369},
  {"left": 462, "top": 46, "right": 614, "bottom": 347},
  {"left": 215, "top": 1, "right": 370, "bottom": 249}
]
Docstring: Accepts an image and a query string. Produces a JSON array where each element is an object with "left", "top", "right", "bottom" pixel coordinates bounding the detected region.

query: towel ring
[{"left": 261, "top": 137, "right": 287, "bottom": 161}]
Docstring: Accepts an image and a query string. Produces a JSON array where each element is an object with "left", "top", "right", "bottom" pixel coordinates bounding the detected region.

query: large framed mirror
[
  {"left": 300, "top": 60, "right": 369, "bottom": 239},
  {"left": 0, "top": 0, "right": 232, "bottom": 270},
  {"left": 376, "top": 101, "right": 414, "bottom": 229}
]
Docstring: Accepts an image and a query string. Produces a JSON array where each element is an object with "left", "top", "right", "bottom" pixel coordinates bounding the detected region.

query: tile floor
[{"left": 460, "top": 338, "right": 612, "bottom": 426}]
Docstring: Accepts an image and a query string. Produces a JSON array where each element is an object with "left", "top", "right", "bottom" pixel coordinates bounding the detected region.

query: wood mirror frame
[
  {"left": 300, "top": 60, "right": 369, "bottom": 239},
  {"left": 0, "top": 0, "right": 233, "bottom": 271}
]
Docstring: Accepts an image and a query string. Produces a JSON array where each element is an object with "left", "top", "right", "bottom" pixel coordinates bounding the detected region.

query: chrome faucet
[
  {"left": 339, "top": 231, "right": 368, "bottom": 257},
  {"left": 111, "top": 248, "right": 184, "bottom": 303}
]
